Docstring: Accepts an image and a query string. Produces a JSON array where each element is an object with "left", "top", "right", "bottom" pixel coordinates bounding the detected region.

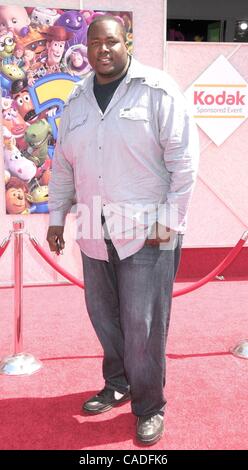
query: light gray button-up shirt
[{"left": 49, "top": 58, "right": 199, "bottom": 260}]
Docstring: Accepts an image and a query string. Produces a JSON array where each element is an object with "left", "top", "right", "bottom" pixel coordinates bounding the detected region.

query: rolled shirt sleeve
[
  {"left": 158, "top": 93, "right": 199, "bottom": 232},
  {"left": 48, "top": 107, "right": 76, "bottom": 226}
]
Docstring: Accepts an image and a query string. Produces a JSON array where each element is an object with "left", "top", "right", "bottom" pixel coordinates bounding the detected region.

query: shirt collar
[
  {"left": 78, "top": 56, "right": 147, "bottom": 92},
  {"left": 125, "top": 57, "right": 147, "bottom": 83}
]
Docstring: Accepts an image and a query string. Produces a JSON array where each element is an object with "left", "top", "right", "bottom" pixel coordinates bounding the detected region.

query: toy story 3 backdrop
[{"left": 0, "top": 5, "right": 133, "bottom": 215}]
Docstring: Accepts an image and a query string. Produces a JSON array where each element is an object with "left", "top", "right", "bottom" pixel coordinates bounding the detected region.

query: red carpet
[{"left": 0, "top": 281, "right": 247, "bottom": 450}]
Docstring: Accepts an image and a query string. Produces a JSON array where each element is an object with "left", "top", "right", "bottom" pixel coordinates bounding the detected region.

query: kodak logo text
[{"left": 194, "top": 90, "right": 245, "bottom": 106}]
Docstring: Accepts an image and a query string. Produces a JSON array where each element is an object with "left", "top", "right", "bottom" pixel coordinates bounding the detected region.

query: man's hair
[{"left": 87, "top": 15, "right": 127, "bottom": 42}]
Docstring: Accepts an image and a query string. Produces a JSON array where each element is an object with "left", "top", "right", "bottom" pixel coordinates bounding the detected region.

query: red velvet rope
[
  {"left": 173, "top": 234, "right": 247, "bottom": 297},
  {"left": 29, "top": 231, "right": 248, "bottom": 296},
  {"left": 30, "top": 237, "right": 84, "bottom": 289},
  {"left": 0, "top": 238, "right": 11, "bottom": 258}
]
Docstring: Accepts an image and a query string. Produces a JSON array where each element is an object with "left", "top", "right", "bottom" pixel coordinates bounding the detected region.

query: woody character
[{"left": 45, "top": 25, "right": 72, "bottom": 74}]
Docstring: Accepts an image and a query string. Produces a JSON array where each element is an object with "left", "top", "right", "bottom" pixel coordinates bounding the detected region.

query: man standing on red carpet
[{"left": 47, "top": 15, "right": 199, "bottom": 446}]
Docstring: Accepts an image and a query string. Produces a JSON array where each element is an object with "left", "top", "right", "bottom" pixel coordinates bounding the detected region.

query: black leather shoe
[
  {"left": 82, "top": 388, "right": 130, "bottom": 414},
  {"left": 136, "top": 414, "right": 164, "bottom": 445}
]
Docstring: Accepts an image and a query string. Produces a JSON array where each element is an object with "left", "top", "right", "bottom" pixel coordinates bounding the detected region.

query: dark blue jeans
[{"left": 81, "top": 237, "right": 182, "bottom": 418}]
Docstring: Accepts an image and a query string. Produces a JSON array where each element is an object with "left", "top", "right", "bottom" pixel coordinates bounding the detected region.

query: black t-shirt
[{"left": 93, "top": 71, "right": 127, "bottom": 114}]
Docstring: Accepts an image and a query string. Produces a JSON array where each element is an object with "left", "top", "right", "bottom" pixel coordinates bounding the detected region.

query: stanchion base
[
  {"left": 0, "top": 352, "right": 43, "bottom": 375},
  {"left": 231, "top": 340, "right": 248, "bottom": 359}
]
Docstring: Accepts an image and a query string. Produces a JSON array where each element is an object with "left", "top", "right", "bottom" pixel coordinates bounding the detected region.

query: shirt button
[{"left": 99, "top": 146, "right": 102, "bottom": 150}]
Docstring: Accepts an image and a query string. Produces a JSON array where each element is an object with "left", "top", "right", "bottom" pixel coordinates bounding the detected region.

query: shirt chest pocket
[
  {"left": 69, "top": 112, "right": 88, "bottom": 132},
  {"left": 118, "top": 106, "right": 152, "bottom": 144},
  {"left": 119, "top": 106, "right": 150, "bottom": 122}
]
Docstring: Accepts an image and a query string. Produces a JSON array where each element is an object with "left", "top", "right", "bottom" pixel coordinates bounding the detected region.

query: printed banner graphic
[
  {"left": 0, "top": 5, "right": 133, "bottom": 214},
  {"left": 184, "top": 55, "right": 248, "bottom": 146}
]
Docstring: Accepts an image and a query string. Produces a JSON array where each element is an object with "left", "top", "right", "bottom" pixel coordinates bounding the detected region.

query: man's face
[{"left": 87, "top": 20, "right": 128, "bottom": 84}]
